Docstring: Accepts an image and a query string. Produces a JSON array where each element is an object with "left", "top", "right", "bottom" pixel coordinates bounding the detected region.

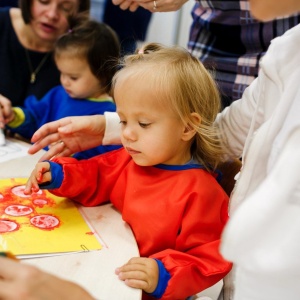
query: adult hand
[
  {"left": 137, "top": 0, "right": 189, "bottom": 12},
  {"left": 112, "top": 0, "right": 188, "bottom": 13},
  {"left": 112, "top": 0, "right": 139, "bottom": 11},
  {"left": 0, "top": 257, "right": 94, "bottom": 300},
  {"left": 28, "top": 115, "right": 106, "bottom": 161},
  {"left": 116, "top": 257, "right": 159, "bottom": 293}
]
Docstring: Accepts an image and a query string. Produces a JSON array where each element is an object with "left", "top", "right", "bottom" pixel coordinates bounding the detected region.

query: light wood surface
[{"left": 0, "top": 138, "right": 141, "bottom": 300}]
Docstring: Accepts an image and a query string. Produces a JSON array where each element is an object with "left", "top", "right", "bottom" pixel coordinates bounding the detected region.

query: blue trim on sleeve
[
  {"left": 148, "top": 259, "right": 170, "bottom": 298},
  {"left": 38, "top": 161, "right": 63, "bottom": 190}
]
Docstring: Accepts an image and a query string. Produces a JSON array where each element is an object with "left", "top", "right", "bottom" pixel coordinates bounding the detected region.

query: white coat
[{"left": 217, "top": 23, "right": 300, "bottom": 300}]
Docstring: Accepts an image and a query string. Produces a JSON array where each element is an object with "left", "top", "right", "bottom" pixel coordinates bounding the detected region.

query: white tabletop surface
[{"left": 0, "top": 138, "right": 141, "bottom": 300}]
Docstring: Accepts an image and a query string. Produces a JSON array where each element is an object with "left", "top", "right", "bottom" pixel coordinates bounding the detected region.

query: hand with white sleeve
[{"left": 28, "top": 115, "right": 109, "bottom": 161}]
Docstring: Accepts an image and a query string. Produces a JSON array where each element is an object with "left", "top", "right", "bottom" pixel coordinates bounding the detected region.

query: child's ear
[{"left": 182, "top": 112, "right": 201, "bottom": 141}]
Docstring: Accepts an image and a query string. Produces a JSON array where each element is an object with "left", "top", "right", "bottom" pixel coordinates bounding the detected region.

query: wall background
[{"left": 145, "top": 0, "right": 194, "bottom": 48}]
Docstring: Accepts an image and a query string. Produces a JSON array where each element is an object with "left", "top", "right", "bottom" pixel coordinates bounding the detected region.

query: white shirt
[{"left": 217, "top": 24, "right": 300, "bottom": 300}]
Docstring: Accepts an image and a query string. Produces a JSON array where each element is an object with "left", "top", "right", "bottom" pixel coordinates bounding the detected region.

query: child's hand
[
  {"left": 115, "top": 257, "right": 159, "bottom": 293},
  {"left": 0, "top": 94, "right": 15, "bottom": 126},
  {"left": 24, "top": 162, "right": 52, "bottom": 195}
]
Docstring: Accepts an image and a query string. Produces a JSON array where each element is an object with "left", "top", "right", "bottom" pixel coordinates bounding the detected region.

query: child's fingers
[
  {"left": 116, "top": 257, "right": 158, "bottom": 293},
  {"left": 117, "top": 268, "right": 150, "bottom": 291},
  {"left": 0, "top": 105, "right": 6, "bottom": 126},
  {"left": 39, "top": 171, "right": 52, "bottom": 183},
  {"left": 0, "top": 94, "right": 13, "bottom": 124},
  {"left": 124, "top": 277, "right": 149, "bottom": 290},
  {"left": 24, "top": 175, "right": 40, "bottom": 195},
  {"left": 24, "top": 162, "right": 51, "bottom": 194}
]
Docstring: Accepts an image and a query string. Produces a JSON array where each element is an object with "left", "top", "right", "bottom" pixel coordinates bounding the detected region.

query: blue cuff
[
  {"left": 148, "top": 259, "right": 171, "bottom": 298},
  {"left": 38, "top": 161, "right": 63, "bottom": 190}
]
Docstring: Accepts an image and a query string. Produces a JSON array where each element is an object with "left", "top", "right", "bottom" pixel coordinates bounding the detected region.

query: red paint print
[
  {"left": 0, "top": 220, "right": 19, "bottom": 233},
  {"left": 32, "top": 199, "right": 48, "bottom": 207},
  {"left": 4, "top": 205, "right": 33, "bottom": 216},
  {"left": 30, "top": 215, "right": 60, "bottom": 230},
  {"left": 11, "top": 185, "right": 42, "bottom": 198}
]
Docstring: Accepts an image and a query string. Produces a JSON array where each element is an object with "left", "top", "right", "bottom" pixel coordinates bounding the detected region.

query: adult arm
[
  {"left": 28, "top": 112, "right": 121, "bottom": 161},
  {"left": 215, "top": 73, "right": 266, "bottom": 159},
  {"left": 0, "top": 257, "right": 94, "bottom": 300}
]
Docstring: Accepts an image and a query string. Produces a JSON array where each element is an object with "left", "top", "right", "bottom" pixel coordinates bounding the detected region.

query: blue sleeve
[
  {"left": 7, "top": 87, "right": 61, "bottom": 139},
  {"left": 38, "top": 161, "right": 64, "bottom": 190},
  {"left": 148, "top": 259, "right": 171, "bottom": 299}
]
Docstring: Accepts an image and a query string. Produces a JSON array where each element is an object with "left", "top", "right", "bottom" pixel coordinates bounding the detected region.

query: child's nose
[{"left": 122, "top": 126, "right": 137, "bottom": 142}]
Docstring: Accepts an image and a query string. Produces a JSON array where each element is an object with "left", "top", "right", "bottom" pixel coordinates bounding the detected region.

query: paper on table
[
  {"left": 0, "top": 178, "right": 102, "bottom": 258},
  {"left": 0, "top": 139, "right": 29, "bottom": 163}
]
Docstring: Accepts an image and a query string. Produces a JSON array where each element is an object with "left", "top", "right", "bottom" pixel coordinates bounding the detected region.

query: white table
[{"left": 0, "top": 138, "right": 142, "bottom": 300}]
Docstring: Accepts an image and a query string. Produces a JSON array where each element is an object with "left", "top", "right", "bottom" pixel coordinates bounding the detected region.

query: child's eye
[
  {"left": 119, "top": 120, "right": 127, "bottom": 126},
  {"left": 139, "top": 122, "right": 150, "bottom": 128},
  {"left": 70, "top": 77, "right": 78, "bottom": 81}
]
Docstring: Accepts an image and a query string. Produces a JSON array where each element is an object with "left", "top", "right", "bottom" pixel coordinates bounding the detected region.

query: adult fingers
[
  {"left": 30, "top": 117, "right": 74, "bottom": 144},
  {"left": 138, "top": 0, "right": 188, "bottom": 12},
  {"left": 129, "top": 2, "right": 139, "bottom": 11},
  {"left": 112, "top": 0, "right": 134, "bottom": 10},
  {"left": 28, "top": 132, "right": 62, "bottom": 155},
  {"left": 36, "top": 141, "right": 71, "bottom": 162}
]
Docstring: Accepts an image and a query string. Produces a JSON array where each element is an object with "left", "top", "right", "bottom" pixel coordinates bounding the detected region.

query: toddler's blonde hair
[{"left": 112, "top": 43, "right": 224, "bottom": 171}]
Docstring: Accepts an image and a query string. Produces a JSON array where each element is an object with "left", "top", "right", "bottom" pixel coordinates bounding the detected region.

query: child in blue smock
[{"left": 0, "top": 16, "right": 121, "bottom": 159}]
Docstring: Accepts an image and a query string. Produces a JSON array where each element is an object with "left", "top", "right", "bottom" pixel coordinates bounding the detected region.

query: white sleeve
[
  {"left": 221, "top": 127, "right": 300, "bottom": 273},
  {"left": 103, "top": 111, "right": 121, "bottom": 145},
  {"left": 215, "top": 75, "right": 263, "bottom": 159}
]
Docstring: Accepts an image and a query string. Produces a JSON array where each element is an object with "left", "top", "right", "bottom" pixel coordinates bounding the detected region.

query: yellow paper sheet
[{"left": 0, "top": 178, "right": 102, "bottom": 257}]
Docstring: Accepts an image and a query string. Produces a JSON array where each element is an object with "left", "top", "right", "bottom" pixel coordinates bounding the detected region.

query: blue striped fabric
[{"left": 188, "top": 1, "right": 300, "bottom": 107}]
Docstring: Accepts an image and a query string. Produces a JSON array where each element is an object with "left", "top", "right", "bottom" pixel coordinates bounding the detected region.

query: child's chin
[{"left": 132, "top": 158, "right": 151, "bottom": 167}]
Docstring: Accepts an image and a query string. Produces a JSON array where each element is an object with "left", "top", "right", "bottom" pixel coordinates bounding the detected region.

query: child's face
[
  {"left": 114, "top": 75, "right": 192, "bottom": 166},
  {"left": 55, "top": 55, "right": 104, "bottom": 99}
]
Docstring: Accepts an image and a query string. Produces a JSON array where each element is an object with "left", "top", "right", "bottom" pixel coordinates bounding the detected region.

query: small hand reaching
[
  {"left": 24, "top": 162, "right": 52, "bottom": 195},
  {"left": 115, "top": 257, "right": 159, "bottom": 293}
]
